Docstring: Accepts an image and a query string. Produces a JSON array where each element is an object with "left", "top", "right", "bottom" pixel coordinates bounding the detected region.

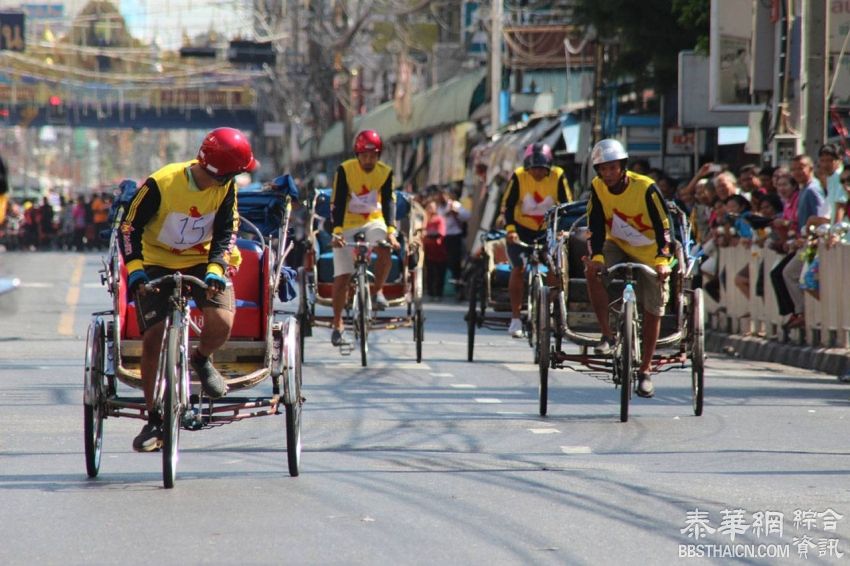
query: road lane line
[
  {"left": 474, "top": 398, "right": 502, "bottom": 404},
  {"left": 528, "top": 428, "right": 560, "bottom": 434},
  {"left": 58, "top": 255, "right": 85, "bottom": 336},
  {"left": 560, "top": 445, "right": 592, "bottom": 454},
  {"left": 449, "top": 383, "right": 476, "bottom": 389}
]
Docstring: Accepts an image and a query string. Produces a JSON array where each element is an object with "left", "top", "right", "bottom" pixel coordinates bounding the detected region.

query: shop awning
[{"left": 315, "top": 69, "right": 487, "bottom": 159}]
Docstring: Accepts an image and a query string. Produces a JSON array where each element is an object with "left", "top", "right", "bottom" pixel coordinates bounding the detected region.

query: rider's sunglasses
[{"left": 205, "top": 168, "right": 237, "bottom": 185}]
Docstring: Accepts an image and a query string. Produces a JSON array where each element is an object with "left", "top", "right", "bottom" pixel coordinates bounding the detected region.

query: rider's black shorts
[
  {"left": 134, "top": 264, "right": 234, "bottom": 333},
  {"left": 506, "top": 225, "right": 540, "bottom": 269}
]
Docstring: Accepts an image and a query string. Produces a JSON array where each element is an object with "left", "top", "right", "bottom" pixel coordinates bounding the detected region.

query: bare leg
[
  {"left": 640, "top": 311, "right": 661, "bottom": 373},
  {"left": 586, "top": 274, "right": 613, "bottom": 337},
  {"left": 332, "top": 273, "right": 352, "bottom": 330},
  {"left": 196, "top": 306, "right": 233, "bottom": 357},
  {"left": 372, "top": 247, "right": 391, "bottom": 293},
  {"left": 140, "top": 320, "right": 165, "bottom": 411},
  {"left": 509, "top": 266, "right": 524, "bottom": 318}
]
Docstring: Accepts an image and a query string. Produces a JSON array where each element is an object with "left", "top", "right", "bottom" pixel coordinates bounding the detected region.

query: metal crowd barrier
[{"left": 713, "top": 241, "right": 850, "bottom": 350}]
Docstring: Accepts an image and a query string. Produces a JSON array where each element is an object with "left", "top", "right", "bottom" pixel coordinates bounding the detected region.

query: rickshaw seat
[{"left": 121, "top": 239, "right": 270, "bottom": 341}]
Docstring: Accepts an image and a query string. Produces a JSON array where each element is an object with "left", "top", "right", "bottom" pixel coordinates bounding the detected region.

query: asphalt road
[{"left": 1, "top": 251, "right": 849, "bottom": 565}]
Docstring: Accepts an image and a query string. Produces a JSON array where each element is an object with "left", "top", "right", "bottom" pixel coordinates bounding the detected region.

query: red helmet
[
  {"left": 197, "top": 127, "right": 257, "bottom": 176},
  {"left": 523, "top": 143, "right": 553, "bottom": 170},
  {"left": 353, "top": 130, "right": 382, "bottom": 154}
]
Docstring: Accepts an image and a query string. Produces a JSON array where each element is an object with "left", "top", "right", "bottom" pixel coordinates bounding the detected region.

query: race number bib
[
  {"left": 611, "top": 213, "right": 653, "bottom": 247},
  {"left": 520, "top": 194, "right": 554, "bottom": 218},
  {"left": 157, "top": 211, "right": 216, "bottom": 250},
  {"left": 348, "top": 190, "right": 378, "bottom": 215}
]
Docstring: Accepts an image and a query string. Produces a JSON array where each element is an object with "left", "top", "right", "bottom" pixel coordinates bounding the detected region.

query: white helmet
[
  {"left": 591, "top": 139, "right": 629, "bottom": 166},
  {"left": 315, "top": 173, "right": 328, "bottom": 187}
]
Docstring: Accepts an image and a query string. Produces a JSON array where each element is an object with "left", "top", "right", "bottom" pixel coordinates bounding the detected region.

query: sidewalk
[{"left": 705, "top": 329, "right": 850, "bottom": 379}]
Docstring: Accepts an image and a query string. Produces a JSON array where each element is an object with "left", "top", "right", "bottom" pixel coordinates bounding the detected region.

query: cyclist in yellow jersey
[
  {"left": 329, "top": 130, "right": 399, "bottom": 346},
  {"left": 120, "top": 127, "right": 257, "bottom": 452},
  {"left": 501, "top": 143, "right": 573, "bottom": 337},
  {"left": 584, "top": 139, "right": 672, "bottom": 398}
]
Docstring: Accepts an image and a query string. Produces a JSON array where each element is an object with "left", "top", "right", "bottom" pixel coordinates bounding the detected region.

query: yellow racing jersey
[
  {"left": 331, "top": 158, "right": 396, "bottom": 234},
  {"left": 120, "top": 160, "right": 241, "bottom": 276},
  {"left": 501, "top": 165, "right": 572, "bottom": 233},
  {"left": 587, "top": 170, "right": 672, "bottom": 267}
]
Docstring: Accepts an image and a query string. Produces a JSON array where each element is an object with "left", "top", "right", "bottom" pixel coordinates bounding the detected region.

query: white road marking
[
  {"left": 474, "top": 398, "right": 502, "bottom": 404},
  {"left": 560, "top": 445, "right": 592, "bottom": 454},
  {"left": 449, "top": 383, "right": 476, "bottom": 389},
  {"left": 528, "top": 428, "right": 560, "bottom": 434},
  {"left": 430, "top": 372, "right": 454, "bottom": 377},
  {"left": 313, "top": 361, "right": 430, "bottom": 370},
  {"left": 502, "top": 363, "right": 539, "bottom": 372},
  {"left": 19, "top": 282, "right": 52, "bottom": 288}
]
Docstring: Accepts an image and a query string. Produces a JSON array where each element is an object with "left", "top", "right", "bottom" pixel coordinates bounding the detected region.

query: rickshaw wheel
[
  {"left": 466, "top": 276, "right": 478, "bottom": 362},
  {"left": 538, "top": 285, "right": 550, "bottom": 417},
  {"left": 619, "top": 300, "right": 635, "bottom": 423},
  {"left": 285, "top": 336, "right": 303, "bottom": 477},
  {"left": 84, "top": 319, "right": 106, "bottom": 478},
  {"left": 691, "top": 288, "right": 705, "bottom": 416},
  {"left": 356, "top": 271, "right": 369, "bottom": 367},
  {"left": 414, "top": 308, "right": 424, "bottom": 363},
  {"left": 162, "top": 327, "right": 181, "bottom": 489}
]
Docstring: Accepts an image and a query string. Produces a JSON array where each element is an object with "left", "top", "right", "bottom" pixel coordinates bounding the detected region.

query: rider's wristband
[
  {"left": 332, "top": 226, "right": 343, "bottom": 236},
  {"left": 591, "top": 254, "right": 604, "bottom": 263},
  {"left": 505, "top": 224, "right": 517, "bottom": 234},
  {"left": 386, "top": 225, "right": 397, "bottom": 235},
  {"left": 127, "top": 269, "right": 149, "bottom": 292},
  {"left": 206, "top": 263, "right": 225, "bottom": 277}
]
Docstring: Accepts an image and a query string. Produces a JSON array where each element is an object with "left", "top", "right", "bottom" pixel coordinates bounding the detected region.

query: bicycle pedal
[{"left": 339, "top": 343, "right": 353, "bottom": 356}]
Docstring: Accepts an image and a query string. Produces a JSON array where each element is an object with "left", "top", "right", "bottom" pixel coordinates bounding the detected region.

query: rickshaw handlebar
[
  {"left": 604, "top": 262, "right": 659, "bottom": 278},
  {"left": 144, "top": 273, "right": 210, "bottom": 293}
]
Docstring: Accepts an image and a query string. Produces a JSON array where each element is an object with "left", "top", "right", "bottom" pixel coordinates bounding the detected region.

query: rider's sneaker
[
  {"left": 373, "top": 291, "right": 389, "bottom": 310},
  {"left": 636, "top": 372, "right": 655, "bottom": 398},
  {"left": 507, "top": 318, "right": 524, "bottom": 338},
  {"left": 190, "top": 352, "right": 228, "bottom": 399},
  {"left": 593, "top": 335, "right": 616, "bottom": 355},
  {"left": 331, "top": 328, "right": 350, "bottom": 346},
  {"left": 132, "top": 421, "right": 163, "bottom": 452}
]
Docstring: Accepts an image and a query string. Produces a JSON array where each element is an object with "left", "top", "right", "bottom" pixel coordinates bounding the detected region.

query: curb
[{"left": 706, "top": 330, "right": 850, "bottom": 378}]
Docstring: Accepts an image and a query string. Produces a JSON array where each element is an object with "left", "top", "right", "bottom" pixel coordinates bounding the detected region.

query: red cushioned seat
[{"left": 120, "top": 239, "right": 270, "bottom": 341}]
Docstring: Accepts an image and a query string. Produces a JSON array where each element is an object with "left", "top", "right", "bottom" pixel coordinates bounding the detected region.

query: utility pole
[
  {"left": 489, "top": 0, "right": 503, "bottom": 136},
  {"left": 591, "top": 41, "right": 604, "bottom": 146},
  {"left": 803, "top": 0, "right": 828, "bottom": 158}
]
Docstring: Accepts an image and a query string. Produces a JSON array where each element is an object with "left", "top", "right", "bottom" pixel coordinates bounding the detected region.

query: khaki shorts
[
  {"left": 134, "top": 264, "right": 234, "bottom": 333},
  {"left": 332, "top": 221, "right": 388, "bottom": 276},
  {"left": 601, "top": 240, "right": 669, "bottom": 316}
]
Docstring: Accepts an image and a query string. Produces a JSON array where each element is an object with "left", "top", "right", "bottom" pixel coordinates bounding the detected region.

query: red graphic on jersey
[
  {"left": 526, "top": 191, "right": 547, "bottom": 226},
  {"left": 356, "top": 185, "right": 373, "bottom": 220},
  {"left": 606, "top": 208, "right": 654, "bottom": 233},
  {"left": 189, "top": 206, "right": 202, "bottom": 218}
]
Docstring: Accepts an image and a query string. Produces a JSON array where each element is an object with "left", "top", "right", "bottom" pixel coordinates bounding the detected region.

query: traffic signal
[
  {"left": 227, "top": 40, "right": 275, "bottom": 65},
  {"left": 47, "top": 94, "right": 67, "bottom": 124}
]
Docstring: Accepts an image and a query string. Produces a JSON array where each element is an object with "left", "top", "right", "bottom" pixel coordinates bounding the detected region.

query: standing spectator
[
  {"left": 72, "top": 195, "right": 88, "bottom": 251},
  {"left": 770, "top": 156, "right": 827, "bottom": 330},
  {"left": 436, "top": 186, "right": 470, "bottom": 296},
  {"left": 815, "top": 143, "right": 846, "bottom": 224},
  {"left": 90, "top": 192, "right": 110, "bottom": 250},
  {"left": 738, "top": 164, "right": 762, "bottom": 200},
  {"left": 675, "top": 181, "right": 696, "bottom": 214},
  {"left": 423, "top": 200, "right": 448, "bottom": 300},
  {"left": 713, "top": 170, "right": 740, "bottom": 202},
  {"left": 38, "top": 196, "right": 55, "bottom": 249},
  {"left": 758, "top": 165, "right": 777, "bottom": 195}
]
